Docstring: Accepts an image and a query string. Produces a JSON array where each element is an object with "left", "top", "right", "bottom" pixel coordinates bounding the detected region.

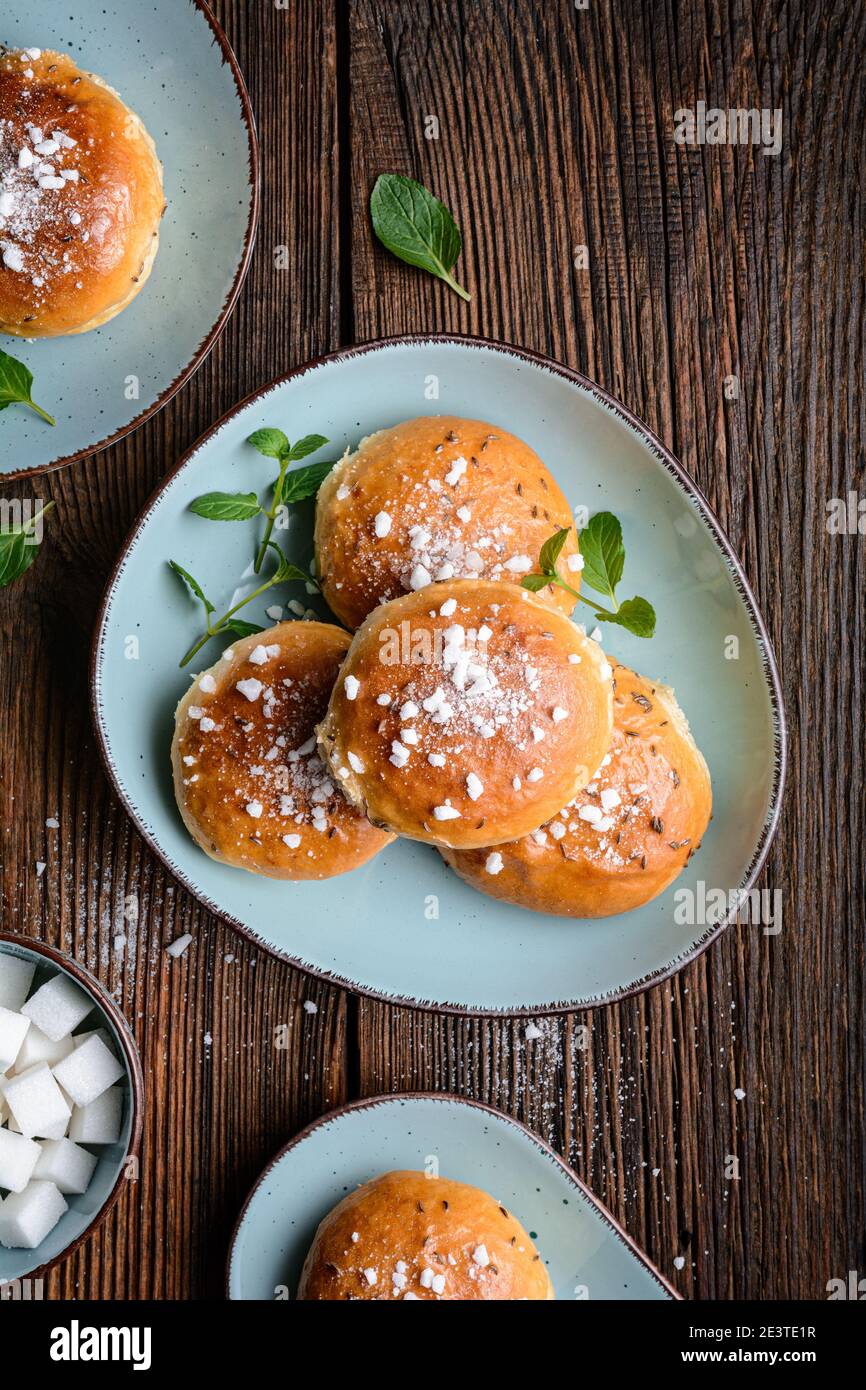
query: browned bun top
[
  {"left": 171, "top": 622, "right": 394, "bottom": 881},
  {"left": 441, "top": 661, "right": 712, "bottom": 917},
  {"left": 316, "top": 580, "right": 614, "bottom": 849},
  {"left": 297, "top": 1170, "right": 554, "bottom": 1300},
  {"left": 0, "top": 48, "right": 164, "bottom": 336},
  {"left": 314, "top": 415, "right": 581, "bottom": 629}
]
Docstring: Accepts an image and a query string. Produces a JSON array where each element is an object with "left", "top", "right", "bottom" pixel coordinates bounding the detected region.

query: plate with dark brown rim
[
  {"left": 1, "top": 0, "right": 258, "bottom": 478},
  {"left": 91, "top": 335, "right": 786, "bottom": 1015},
  {"left": 227, "top": 1094, "right": 679, "bottom": 1301}
]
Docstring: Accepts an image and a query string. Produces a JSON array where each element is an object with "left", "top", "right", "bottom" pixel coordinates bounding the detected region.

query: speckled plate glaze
[
  {"left": 92, "top": 336, "right": 786, "bottom": 1014},
  {"left": 1, "top": 0, "right": 258, "bottom": 478},
  {"left": 0, "top": 933, "right": 142, "bottom": 1283},
  {"left": 227, "top": 1094, "right": 678, "bottom": 1300}
]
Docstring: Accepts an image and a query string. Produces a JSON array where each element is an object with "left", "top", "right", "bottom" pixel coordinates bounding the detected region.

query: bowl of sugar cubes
[{"left": 0, "top": 934, "right": 142, "bottom": 1281}]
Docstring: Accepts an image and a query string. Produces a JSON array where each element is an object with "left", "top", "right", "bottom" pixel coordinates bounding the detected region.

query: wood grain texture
[{"left": 0, "top": 0, "right": 862, "bottom": 1300}]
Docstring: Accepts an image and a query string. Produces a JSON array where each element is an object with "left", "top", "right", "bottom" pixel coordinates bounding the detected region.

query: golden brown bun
[
  {"left": 297, "top": 1170, "right": 554, "bottom": 1300},
  {"left": 441, "top": 662, "right": 712, "bottom": 916},
  {"left": 316, "top": 580, "right": 613, "bottom": 849},
  {"left": 171, "top": 622, "right": 394, "bottom": 880},
  {"left": 314, "top": 416, "right": 581, "bottom": 628},
  {"left": 0, "top": 48, "right": 164, "bottom": 337}
]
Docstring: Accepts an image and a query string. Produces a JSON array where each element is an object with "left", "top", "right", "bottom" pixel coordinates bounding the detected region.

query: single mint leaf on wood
[
  {"left": 168, "top": 559, "right": 214, "bottom": 613},
  {"left": 0, "top": 530, "right": 37, "bottom": 589},
  {"left": 578, "top": 511, "right": 625, "bottom": 602},
  {"left": 603, "top": 596, "right": 656, "bottom": 638},
  {"left": 223, "top": 618, "right": 263, "bottom": 638},
  {"left": 0, "top": 347, "right": 55, "bottom": 425},
  {"left": 521, "top": 573, "right": 554, "bottom": 593},
  {"left": 288, "top": 433, "right": 329, "bottom": 462},
  {"left": 189, "top": 491, "right": 261, "bottom": 522},
  {"left": 281, "top": 459, "right": 334, "bottom": 504},
  {"left": 370, "top": 173, "right": 471, "bottom": 302},
  {"left": 247, "top": 426, "right": 290, "bottom": 459},
  {"left": 539, "top": 526, "right": 571, "bottom": 574}
]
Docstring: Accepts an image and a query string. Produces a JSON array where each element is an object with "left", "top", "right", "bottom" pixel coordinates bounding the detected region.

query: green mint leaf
[
  {"left": 223, "top": 618, "right": 263, "bottom": 638},
  {"left": 189, "top": 491, "right": 262, "bottom": 522},
  {"left": 602, "top": 596, "right": 656, "bottom": 638},
  {"left": 521, "top": 573, "right": 554, "bottom": 593},
  {"left": 247, "top": 427, "right": 290, "bottom": 459},
  {"left": 168, "top": 559, "right": 214, "bottom": 614},
  {"left": 287, "top": 433, "right": 329, "bottom": 462},
  {"left": 539, "top": 526, "right": 571, "bottom": 575},
  {"left": 370, "top": 173, "right": 470, "bottom": 302},
  {"left": 0, "top": 347, "right": 55, "bottom": 425},
  {"left": 578, "top": 512, "right": 625, "bottom": 603},
  {"left": 0, "top": 530, "right": 37, "bottom": 589},
  {"left": 281, "top": 459, "right": 334, "bottom": 504},
  {"left": 266, "top": 544, "right": 311, "bottom": 586}
]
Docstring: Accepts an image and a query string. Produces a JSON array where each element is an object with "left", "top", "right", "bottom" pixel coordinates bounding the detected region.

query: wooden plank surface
[{"left": 0, "top": 0, "right": 863, "bottom": 1300}]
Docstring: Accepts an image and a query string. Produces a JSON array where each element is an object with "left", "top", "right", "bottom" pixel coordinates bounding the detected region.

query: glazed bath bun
[
  {"left": 0, "top": 47, "right": 164, "bottom": 336},
  {"left": 172, "top": 622, "right": 394, "bottom": 880},
  {"left": 316, "top": 579, "right": 613, "bottom": 849},
  {"left": 297, "top": 1170, "right": 554, "bottom": 1300},
  {"left": 314, "top": 415, "right": 581, "bottom": 629},
  {"left": 441, "top": 661, "right": 712, "bottom": 917}
]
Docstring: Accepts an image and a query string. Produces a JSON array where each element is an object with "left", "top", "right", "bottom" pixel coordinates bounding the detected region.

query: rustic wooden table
[{"left": 1, "top": 0, "right": 863, "bottom": 1300}]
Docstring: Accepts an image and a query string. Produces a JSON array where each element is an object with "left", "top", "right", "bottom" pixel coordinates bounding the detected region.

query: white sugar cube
[
  {"left": 72, "top": 1027, "right": 114, "bottom": 1054},
  {"left": 13, "top": 1022, "right": 74, "bottom": 1073},
  {"left": 34, "top": 1138, "right": 98, "bottom": 1195},
  {"left": 52, "top": 1035, "right": 123, "bottom": 1108},
  {"left": 0, "top": 1007, "right": 30, "bottom": 1072},
  {"left": 0, "top": 956, "right": 36, "bottom": 1011},
  {"left": 0, "top": 1181, "right": 68, "bottom": 1249},
  {"left": 3, "top": 1063, "right": 71, "bottom": 1139},
  {"left": 0, "top": 1128, "right": 41, "bottom": 1194},
  {"left": 21, "top": 975, "right": 93, "bottom": 1041},
  {"left": 68, "top": 1087, "right": 123, "bottom": 1145}
]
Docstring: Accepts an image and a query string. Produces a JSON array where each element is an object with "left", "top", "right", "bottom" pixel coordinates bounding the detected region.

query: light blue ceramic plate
[
  {"left": 0, "top": 934, "right": 142, "bottom": 1283},
  {"left": 227, "top": 1094, "right": 677, "bottom": 1300},
  {"left": 92, "top": 337, "right": 786, "bottom": 1014},
  {"left": 1, "top": 0, "right": 258, "bottom": 479}
]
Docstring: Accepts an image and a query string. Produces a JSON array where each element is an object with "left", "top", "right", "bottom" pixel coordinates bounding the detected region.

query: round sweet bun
[
  {"left": 171, "top": 622, "right": 394, "bottom": 880},
  {"left": 316, "top": 579, "right": 614, "bottom": 849},
  {"left": 0, "top": 47, "right": 165, "bottom": 337},
  {"left": 297, "top": 1170, "right": 554, "bottom": 1300},
  {"left": 441, "top": 661, "right": 712, "bottom": 917},
  {"left": 314, "top": 415, "right": 581, "bottom": 629}
]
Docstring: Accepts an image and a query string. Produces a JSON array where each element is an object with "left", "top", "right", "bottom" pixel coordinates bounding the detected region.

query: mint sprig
[
  {"left": 522, "top": 513, "right": 656, "bottom": 638},
  {"left": 169, "top": 544, "right": 316, "bottom": 668},
  {"left": 0, "top": 348, "right": 55, "bottom": 426},
  {"left": 247, "top": 430, "right": 330, "bottom": 572}
]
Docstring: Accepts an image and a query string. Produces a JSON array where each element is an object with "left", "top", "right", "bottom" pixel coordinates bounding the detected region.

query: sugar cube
[
  {"left": 3, "top": 1063, "right": 71, "bottom": 1139},
  {"left": 13, "top": 1022, "right": 74, "bottom": 1073},
  {"left": 21, "top": 975, "right": 93, "bottom": 1041},
  {"left": 0, "top": 955, "right": 36, "bottom": 1011},
  {"left": 0, "top": 1181, "right": 68, "bottom": 1249},
  {"left": 68, "top": 1087, "right": 124, "bottom": 1144},
  {"left": 72, "top": 1027, "right": 115, "bottom": 1054},
  {"left": 34, "top": 1138, "right": 98, "bottom": 1195},
  {"left": 0, "top": 1007, "right": 30, "bottom": 1072},
  {"left": 0, "top": 1128, "right": 41, "bottom": 1194},
  {"left": 52, "top": 1035, "right": 124, "bottom": 1107}
]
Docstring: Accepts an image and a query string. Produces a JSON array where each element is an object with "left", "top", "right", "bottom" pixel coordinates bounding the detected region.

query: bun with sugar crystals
[
  {"left": 0, "top": 47, "right": 164, "bottom": 337},
  {"left": 441, "top": 661, "right": 712, "bottom": 917},
  {"left": 314, "top": 415, "right": 582, "bottom": 629},
  {"left": 316, "top": 579, "right": 613, "bottom": 849},
  {"left": 172, "top": 622, "right": 394, "bottom": 880},
  {"left": 297, "top": 1170, "right": 555, "bottom": 1300}
]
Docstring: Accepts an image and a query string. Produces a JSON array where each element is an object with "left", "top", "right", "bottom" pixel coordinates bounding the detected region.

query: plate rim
[
  {"left": 90, "top": 332, "right": 788, "bottom": 1017},
  {"left": 225, "top": 1091, "right": 681, "bottom": 1301},
  {"left": 0, "top": 930, "right": 144, "bottom": 1281},
  {"left": 3, "top": 0, "right": 261, "bottom": 482}
]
